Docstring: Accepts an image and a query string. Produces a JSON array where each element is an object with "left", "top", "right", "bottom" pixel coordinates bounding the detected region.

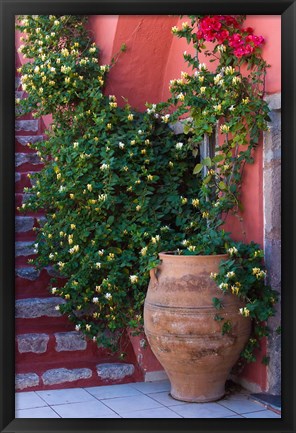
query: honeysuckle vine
[
  {"left": 16, "top": 14, "right": 278, "bottom": 364},
  {"left": 16, "top": 15, "right": 203, "bottom": 353}
]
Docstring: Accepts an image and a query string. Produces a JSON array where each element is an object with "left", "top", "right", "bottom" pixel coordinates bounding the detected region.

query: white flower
[
  {"left": 130, "top": 275, "right": 139, "bottom": 284},
  {"left": 104, "top": 293, "right": 112, "bottom": 300},
  {"left": 49, "top": 253, "right": 55, "bottom": 259},
  {"left": 182, "top": 239, "right": 189, "bottom": 246},
  {"left": 217, "top": 44, "right": 226, "bottom": 52},
  {"left": 175, "top": 142, "right": 183, "bottom": 150},
  {"left": 118, "top": 142, "right": 125, "bottom": 149},
  {"left": 226, "top": 271, "right": 235, "bottom": 278},
  {"left": 95, "top": 262, "right": 101, "bottom": 269},
  {"left": 198, "top": 63, "right": 207, "bottom": 71},
  {"left": 161, "top": 114, "right": 170, "bottom": 123},
  {"left": 75, "top": 324, "right": 81, "bottom": 331},
  {"left": 69, "top": 245, "right": 79, "bottom": 254},
  {"left": 98, "top": 194, "right": 107, "bottom": 201},
  {"left": 225, "top": 66, "right": 236, "bottom": 75},
  {"left": 98, "top": 249, "right": 104, "bottom": 256},
  {"left": 55, "top": 305, "right": 60, "bottom": 311},
  {"left": 92, "top": 297, "right": 99, "bottom": 303},
  {"left": 239, "top": 307, "right": 250, "bottom": 317},
  {"left": 51, "top": 287, "right": 57, "bottom": 294},
  {"left": 219, "top": 282, "right": 228, "bottom": 290},
  {"left": 151, "top": 235, "right": 160, "bottom": 244},
  {"left": 140, "top": 247, "right": 148, "bottom": 256},
  {"left": 232, "top": 76, "right": 241, "bottom": 85},
  {"left": 228, "top": 247, "right": 238, "bottom": 256},
  {"left": 100, "top": 163, "right": 109, "bottom": 170}
]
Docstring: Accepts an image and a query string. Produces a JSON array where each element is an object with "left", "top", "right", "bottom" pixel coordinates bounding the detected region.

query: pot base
[{"left": 170, "top": 390, "right": 225, "bottom": 403}]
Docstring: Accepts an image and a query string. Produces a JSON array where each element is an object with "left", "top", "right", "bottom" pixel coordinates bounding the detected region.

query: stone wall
[{"left": 263, "top": 93, "right": 281, "bottom": 395}]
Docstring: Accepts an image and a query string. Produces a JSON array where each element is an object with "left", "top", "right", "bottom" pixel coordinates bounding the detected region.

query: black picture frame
[{"left": 0, "top": 1, "right": 295, "bottom": 432}]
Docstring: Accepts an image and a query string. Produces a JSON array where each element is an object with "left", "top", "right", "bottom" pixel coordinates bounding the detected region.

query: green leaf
[
  {"left": 212, "top": 297, "right": 223, "bottom": 310},
  {"left": 193, "top": 163, "right": 203, "bottom": 174},
  {"left": 218, "top": 181, "right": 227, "bottom": 191},
  {"left": 203, "top": 156, "right": 212, "bottom": 167},
  {"left": 212, "top": 154, "right": 224, "bottom": 163}
]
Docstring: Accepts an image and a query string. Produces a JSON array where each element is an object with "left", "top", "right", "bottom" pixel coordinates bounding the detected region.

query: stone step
[
  {"left": 16, "top": 331, "right": 87, "bottom": 354},
  {"left": 15, "top": 297, "right": 66, "bottom": 318},
  {"left": 16, "top": 135, "right": 44, "bottom": 147},
  {"left": 15, "top": 76, "right": 21, "bottom": 89},
  {"left": 15, "top": 241, "right": 36, "bottom": 257},
  {"left": 15, "top": 266, "right": 41, "bottom": 281},
  {"left": 15, "top": 152, "right": 42, "bottom": 167},
  {"left": 15, "top": 90, "right": 24, "bottom": 100},
  {"left": 15, "top": 216, "right": 35, "bottom": 233},
  {"left": 15, "top": 120, "right": 39, "bottom": 133},
  {"left": 15, "top": 362, "right": 136, "bottom": 391}
]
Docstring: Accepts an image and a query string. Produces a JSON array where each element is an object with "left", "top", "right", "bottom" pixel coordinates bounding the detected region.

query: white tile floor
[{"left": 15, "top": 380, "right": 281, "bottom": 419}]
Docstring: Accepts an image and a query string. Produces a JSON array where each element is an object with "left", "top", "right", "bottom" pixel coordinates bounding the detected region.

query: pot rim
[{"left": 159, "top": 251, "right": 229, "bottom": 259}]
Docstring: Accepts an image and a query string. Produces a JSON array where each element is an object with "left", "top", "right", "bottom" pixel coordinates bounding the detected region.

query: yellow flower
[
  {"left": 128, "top": 114, "right": 134, "bottom": 121},
  {"left": 192, "top": 198, "right": 200, "bottom": 207},
  {"left": 252, "top": 267, "right": 261, "bottom": 275},
  {"left": 239, "top": 307, "right": 250, "bottom": 317},
  {"left": 182, "top": 21, "right": 189, "bottom": 29},
  {"left": 220, "top": 124, "right": 230, "bottom": 134}
]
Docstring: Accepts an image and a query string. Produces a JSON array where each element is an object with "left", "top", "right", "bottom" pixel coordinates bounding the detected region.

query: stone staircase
[{"left": 15, "top": 73, "right": 142, "bottom": 392}]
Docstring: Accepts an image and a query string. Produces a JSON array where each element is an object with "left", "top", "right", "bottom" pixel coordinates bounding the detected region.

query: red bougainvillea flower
[{"left": 196, "top": 15, "right": 265, "bottom": 58}]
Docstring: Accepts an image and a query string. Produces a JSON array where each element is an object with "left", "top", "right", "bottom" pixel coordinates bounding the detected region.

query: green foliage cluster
[
  {"left": 16, "top": 14, "right": 278, "bottom": 364},
  {"left": 211, "top": 242, "right": 278, "bottom": 362},
  {"left": 16, "top": 15, "right": 204, "bottom": 351},
  {"left": 157, "top": 15, "right": 271, "bottom": 224}
]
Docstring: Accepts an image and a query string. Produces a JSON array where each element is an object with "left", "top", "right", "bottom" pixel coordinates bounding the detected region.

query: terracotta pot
[{"left": 144, "top": 252, "right": 251, "bottom": 402}]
